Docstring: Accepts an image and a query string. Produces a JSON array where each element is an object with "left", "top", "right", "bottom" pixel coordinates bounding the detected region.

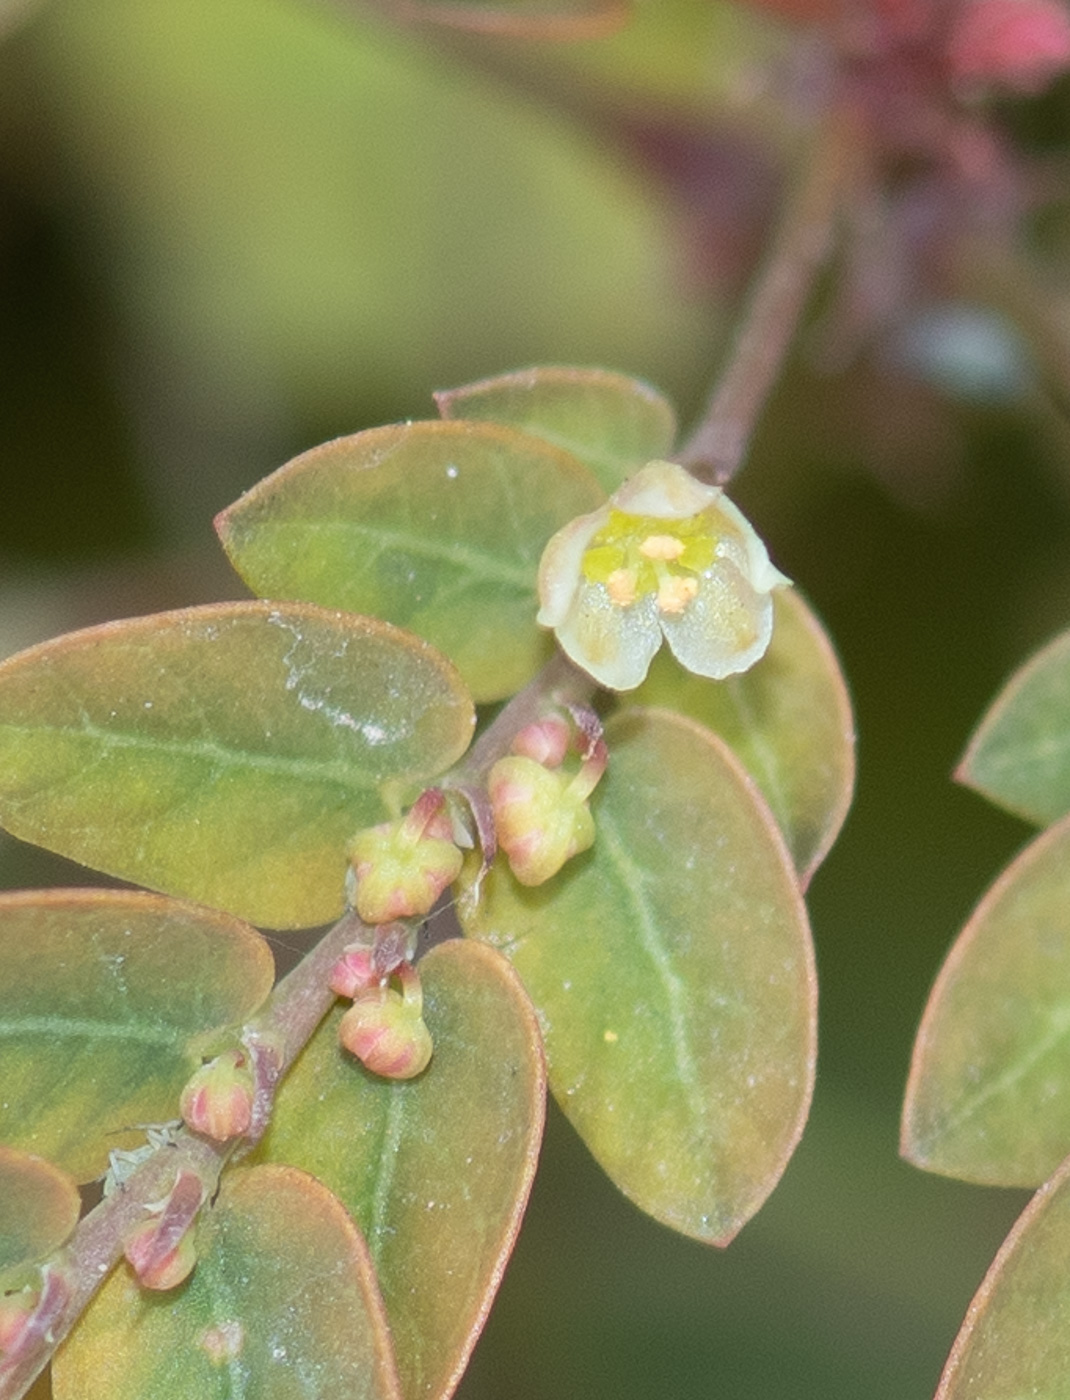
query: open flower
[{"left": 537, "top": 460, "right": 789, "bottom": 691}]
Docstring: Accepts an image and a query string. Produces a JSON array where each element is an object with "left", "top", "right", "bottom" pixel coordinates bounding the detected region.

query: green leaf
[
  {"left": 370, "top": 0, "right": 630, "bottom": 38},
  {"left": 0, "top": 1146, "right": 80, "bottom": 1280},
  {"left": 434, "top": 366, "right": 676, "bottom": 493},
  {"left": 957, "top": 626, "right": 1070, "bottom": 825},
  {"left": 0, "top": 889, "right": 274, "bottom": 1182},
  {"left": 0, "top": 601, "right": 474, "bottom": 926},
  {"left": 52, "top": 1164, "right": 403, "bottom": 1400},
  {"left": 633, "top": 588, "right": 855, "bottom": 885},
  {"left": 216, "top": 423, "right": 604, "bottom": 703},
  {"left": 931, "top": 1151, "right": 1070, "bottom": 1399},
  {"left": 460, "top": 708, "right": 816, "bottom": 1245},
  {"left": 254, "top": 939, "right": 545, "bottom": 1400},
  {"left": 902, "top": 813, "right": 1070, "bottom": 1187}
]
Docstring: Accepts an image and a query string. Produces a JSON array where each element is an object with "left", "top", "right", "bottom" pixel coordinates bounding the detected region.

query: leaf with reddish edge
[
  {"left": 634, "top": 588, "right": 854, "bottom": 886},
  {"left": 434, "top": 366, "right": 676, "bottom": 493},
  {"left": 367, "top": 0, "right": 630, "bottom": 39},
  {"left": 932, "top": 1150, "right": 1070, "bottom": 1399},
  {"left": 216, "top": 423, "right": 603, "bottom": 703},
  {"left": 0, "top": 601, "right": 474, "bottom": 927},
  {"left": 52, "top": 1164, "right": 403, "bottom": 1400},
  {"left": 902, "top": 812, "right": 1070, "bottom": 1187},
  {"left": 957, "top": 626, "right": 1070, "bottom": 826},
  {"left": 460, "top": 707, "right": 816, "bottom": 1245},
  {"left": 253, "top": 940, "right": 545, "bottom": 1400},
  {"left": 0, "top": 888, "right": 274, "bottom": 1183},
  {"left": 0, "top": 1147, "right": 80, "bottom": 1280}
]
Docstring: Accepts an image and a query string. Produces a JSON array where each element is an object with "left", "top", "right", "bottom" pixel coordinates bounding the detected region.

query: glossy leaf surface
[
  {"left": 0, "top": 888, "right": 274, "bottom": 1182},
  {"left": 53, "top": 1164, "right": 402, "bottom": 1400},
  {"left": 957, "top": 626, "right": 1070, "bottom": 825},
  {"left": 371, "top": 0, "right": 630, "bottom": 37},
  {"left": 461, "top": 708, "right": 816, "bottom": 1244},
  {"left": 434, "top": 366, "right": 676, "bottom": 493},
  {"left": 903, "top": 814, "right": 1070, "bottom": 1186},
  {"left": 255, "top": 939, "right": 545, "bottom": 1400},
  {"left": 0, "top": 601, "right": 474, "bottom": 926},
  {"left": 634, "top": 587, "right": 854, "bottom": 885},
  {"left": 933, "top": 1151, "right": 1070, "bottom": 1399},
  {"left": 0, "top": 1146, "right": 80, "bottom": 1279},
  {"left": 216, "top": 423, "right": 603, "bottom": 702}
]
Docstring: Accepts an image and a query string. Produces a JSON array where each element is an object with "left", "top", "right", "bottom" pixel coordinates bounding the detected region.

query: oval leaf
[
  {"left": 52, "top": 1163, "right": 402, "bottom": 1400},
  {"left": 633, "top": 588, "right": 855, "bottom": 884},
  {"left": 0, "top": 1146, "right": 81, "bottom": 1279},
  {"left": 216, "top": 423, "right": 604, "bottom": 704},
  {"left": 460, "top": 708, "right": 816, "bottom": 1245},
  {"left": 434, "top": 366, "right": 676, "bottom": 493},
  {"left": 957, "top": 626, "right": 1070, "bottom": 825},
  {"left": 0, "top": 601, "right": 474, "bottom": 926},
  {"left": 0, "top": 888, "right": 274, "bottom": 1182},
  {"left": 254, "top": 939, "right": 545, "bottom": 1400},
  {"left": 933, "top": 1151, "right": 1070, "bottom": 1399},
  {"left": 903, "top": 813, "right": 1070, "bottom": 1187}
]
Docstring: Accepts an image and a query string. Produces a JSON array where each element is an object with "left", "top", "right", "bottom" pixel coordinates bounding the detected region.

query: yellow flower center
[{"left": 581, "top": 509, "right": 716, "bottom": 612}]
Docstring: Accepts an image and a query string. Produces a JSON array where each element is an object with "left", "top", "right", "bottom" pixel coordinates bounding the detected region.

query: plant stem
[{"left": 677, "top": 107, "right": 862, "bottom": 484}]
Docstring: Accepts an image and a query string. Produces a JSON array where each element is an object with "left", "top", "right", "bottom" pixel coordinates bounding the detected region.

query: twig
[{"left": 677, "top": 107, "right": 862, "bottom": 484}]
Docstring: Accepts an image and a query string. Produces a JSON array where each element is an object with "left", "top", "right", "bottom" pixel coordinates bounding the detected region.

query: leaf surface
[
  {"left": 368, "top": 0, "right": 630, "bottom": 38},
  {"left": 460, "top": 708, "right": 816, "bottom": 1244},
  {"left": 902, "top": 813, "right": 1070, "bottom": 1186},
  {"left": 0, "top": 1146, "right": 80, "bottom": 1279},
  {"left": 933, "top": 1151, "right": 1070, "bottom": 1399},
  {"left": 0, "top": 601, "right": 474, "bottom": 926},
  {"left": 52, "top": 1164, "right": 402, "bottom": 1400},
  {"left": 0, "top": 888, "right": 274, "bottom": 1182},
  {"left": 434, "top": 366, "right": 676, "bottom": 493},
  {"left": 957, "top": 626, "right": 1070, "bottom": 825},
  {"left": 255, "top": 939, "right": 544, "bottom": 1400},
  {"left": 634, "top": 588, "right": 854, "bottom": 884},
  {"left": 216, "top": 423, "right": 604, "bottom": 702}
]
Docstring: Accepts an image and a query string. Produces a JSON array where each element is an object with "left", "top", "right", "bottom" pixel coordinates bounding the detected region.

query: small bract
[{"left": 537, "top": 461, "right": 789, "bottom": 690}]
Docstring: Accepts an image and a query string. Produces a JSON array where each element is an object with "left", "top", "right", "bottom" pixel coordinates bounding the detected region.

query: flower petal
[
  {"left": 537, "top": 506, "right": 608, "bottom": 627},
  {"left": 611, "top": 460, "right": 722, "bottom": 519},
  {"left": 659, "top": 562, "right": 775, "bottom": 679},
  {"left": 555, "top": 582, "right": 663, "bottom": 690}
]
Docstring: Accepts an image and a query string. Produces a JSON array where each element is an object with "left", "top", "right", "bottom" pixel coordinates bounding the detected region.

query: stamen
[
  {"left": 657, "top": 576, "right": 699, "bottom": 614},
  {"left": 639, "top": 534, "right": 686, "bottom": 561},
  {"left": 606, "top": 568, "right": 638, "bottom": 606}
]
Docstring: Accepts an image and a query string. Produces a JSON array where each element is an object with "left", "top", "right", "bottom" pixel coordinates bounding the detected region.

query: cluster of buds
[
  {"left": 346, "top": 788, "right": 464, "bottom": 926},
  {"left": 330, "top": 937, "right": 433, "bottom": 1080},
  {"left": 122, "top": 1168, "right": 204, "bottom": 1291},
  {"left": 180, "top": 1047, "right": 255, "bottom": 1143},
  {"left": 488, "top": 709, "right": 607, "bottom": 886}
]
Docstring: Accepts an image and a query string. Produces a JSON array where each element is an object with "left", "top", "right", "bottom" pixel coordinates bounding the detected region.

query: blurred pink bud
[
  {"left": 123, "top": 1169, "right": 204, "bottom": 1291},
  {"left": 0, "top": 1288, "right": 38, "bottom": 1357},
  {"left": 339, "top": 975, "right": 433, "bottom": 1080},
  {"left": 180, "top": 1049, "right": 254, "bottom": 1142},
  {"left": 948, "top": 0, "right": 1070, "bottom": 90},
  {"left": 489, "top": 755, "right": 597, "bottom": 886}
]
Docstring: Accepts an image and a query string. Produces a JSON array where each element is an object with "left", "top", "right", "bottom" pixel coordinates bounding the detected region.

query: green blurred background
[{"left": 3, "top": 0, "right": 1068, "bottom": 1393}]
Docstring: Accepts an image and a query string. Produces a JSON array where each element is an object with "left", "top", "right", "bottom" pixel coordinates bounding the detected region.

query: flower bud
[
  {"left": 948, "top": 0, "right": 1070, "bottom": 91},
  {"left": 510, "top": 715, "right": 571, "bottom": 768},
  {"left": 347, "top": 789, "right": 464, "bottom": 924},
  {"left": 489, "top": 755, "right": 596, "bottom": 886},
  {"left": 123, "top": 1168, "right": 204, "bottom": 1291},
  {"left": 328, "top": 943, "right": 379, "bottom": 999},
  {"left": 180, "top": 1049, "right": 254, "bottom": 1142},
  {"left": 0, "top": 1287, "right": 38, "bottom": 1357},
  {"left": 339, "top": 965, "right": 432, "bottom": 1079}
]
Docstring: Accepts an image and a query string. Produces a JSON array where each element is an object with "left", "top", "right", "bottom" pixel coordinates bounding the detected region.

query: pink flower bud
[
  {"left": 948, "top": 0, "right": 1070, "bottom": 91},
  {"left": 329, "top": 943, "right": 379, "bottom": 999},
  {"left": 339, "top": 975, "right": 433, "bottom": 1080},
  {"left": 488, "top": 755, "right": 597, "bottom": 886},
  {"left": 123, "top": 1169, "right": 204, "bottom": 1291},
  {"left": 347, "top": 790, "right": 464, "bottom": 925},
  {"left": 511, "top": 715, "right": 571, "bottom": 767},
  {"left": 180, "top": 1049, "right": 255, "bottom": 1142},
  {"left": 0, "top": 1288, "right": 38, "bottom": 1357}
]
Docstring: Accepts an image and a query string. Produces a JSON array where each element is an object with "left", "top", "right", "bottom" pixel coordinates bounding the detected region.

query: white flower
[{"left": 537, "top": 460, "right": 789, "bottom": 691}]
